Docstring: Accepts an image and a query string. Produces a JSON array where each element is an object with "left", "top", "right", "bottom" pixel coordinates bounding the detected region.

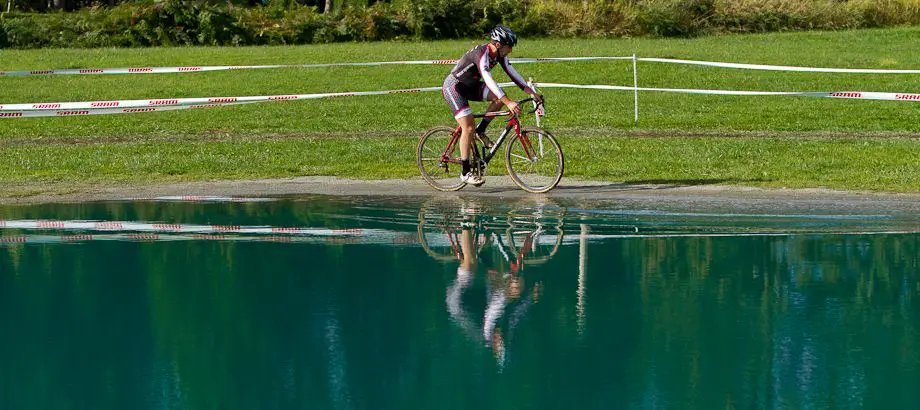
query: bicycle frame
[{"left": 438, "top": 98, "right": 541, "bottom": 166}]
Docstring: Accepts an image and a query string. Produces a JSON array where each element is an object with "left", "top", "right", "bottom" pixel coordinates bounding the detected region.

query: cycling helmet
[{"left": 489, "top": 25, "right": 518, "bottom": 47}]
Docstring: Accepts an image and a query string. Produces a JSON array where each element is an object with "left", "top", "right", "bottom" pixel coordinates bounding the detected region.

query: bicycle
[
  {"left": 416, "top": 197, "right": 564, "bottom": 270},
  {"left": 416, "top": 98, "right": 564, "bottom": 193}
]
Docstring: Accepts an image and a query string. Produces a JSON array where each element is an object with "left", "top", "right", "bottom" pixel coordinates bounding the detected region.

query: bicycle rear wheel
[
  {"left": 417, "top": 126, "right": 466, "bottom": 191},
  {"left": 505, "top": 127, "right": 564, "bottom": 193}
]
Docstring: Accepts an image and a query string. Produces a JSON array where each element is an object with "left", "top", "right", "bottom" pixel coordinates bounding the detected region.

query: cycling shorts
[{"left": 442, "top": 74, "right": 498, "bottom": 119}]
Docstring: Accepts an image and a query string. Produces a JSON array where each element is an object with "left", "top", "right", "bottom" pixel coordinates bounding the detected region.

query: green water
[{"left": 1, "top": 195, "right": 919, "bottom": 409}]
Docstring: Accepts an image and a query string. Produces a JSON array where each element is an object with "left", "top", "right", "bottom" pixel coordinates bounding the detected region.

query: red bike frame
[{"left": 439, "top": 98, "right": 540, "bottom": 166}]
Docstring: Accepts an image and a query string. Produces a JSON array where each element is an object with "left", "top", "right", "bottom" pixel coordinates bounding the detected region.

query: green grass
[
  {"left": 4, "top": 136, "right": 920, "bottom": 191},
  {"left": 4, "top": 27, "right": 920, "bottom": 193}
]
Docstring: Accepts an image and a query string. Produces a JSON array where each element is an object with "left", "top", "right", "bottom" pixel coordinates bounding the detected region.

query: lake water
[{"left": 2, "top": 194, "right": 919, "bottom": 409}]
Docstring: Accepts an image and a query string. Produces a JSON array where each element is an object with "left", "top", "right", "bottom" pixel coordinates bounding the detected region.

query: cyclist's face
[{"left": 498, "top": 45, "right": 513, "bottom": 57}]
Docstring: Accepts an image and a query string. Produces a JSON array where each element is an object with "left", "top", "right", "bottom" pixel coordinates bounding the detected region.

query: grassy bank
[{"left": 4, "top": 27, "right": 920, "bottom": 193}]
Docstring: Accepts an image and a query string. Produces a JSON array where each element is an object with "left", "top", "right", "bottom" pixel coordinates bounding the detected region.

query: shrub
[{"left": 5, "top": 0, "right": 920, "bottom": 48}]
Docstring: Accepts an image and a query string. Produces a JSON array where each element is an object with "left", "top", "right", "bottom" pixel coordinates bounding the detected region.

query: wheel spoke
[
  {"left": 417, "top": 127, "right": 465, "bottom": 191},
  {"left": 505, "top": 129, "right": 563, "bottom": 193}
]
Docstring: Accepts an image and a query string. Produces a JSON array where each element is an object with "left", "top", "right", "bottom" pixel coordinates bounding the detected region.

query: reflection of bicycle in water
[
  {"left": 417, "top": 197, "right": 564, "bottom": 367},
  {"left": 417, "top": 198, "right": 564, "bottom": 271}
]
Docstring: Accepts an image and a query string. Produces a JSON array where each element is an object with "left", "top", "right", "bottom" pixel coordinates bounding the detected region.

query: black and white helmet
[{"left": 489, "top": 25, "right": 518, "bottom": 47}]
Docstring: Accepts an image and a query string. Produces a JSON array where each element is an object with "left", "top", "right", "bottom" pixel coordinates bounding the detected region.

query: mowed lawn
[{"left": 3, "top": 26, "right": 920, "bottom": 192}]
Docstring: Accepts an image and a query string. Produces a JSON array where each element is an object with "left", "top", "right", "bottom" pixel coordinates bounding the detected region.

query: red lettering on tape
[
  {"left": 1, "top": 236, "right": 26, "bottom": 243},
  {"left": 896, "top": 94, "right": 920, "bottom": 100},
  {"left": 123, "top": 108, "right": 156, "bottom": 113},
  {"left": 193, "top": 234, "right": 225, "bottom": 240},
  {"left": 388, "top": 89, "right": 420, "bottom": 94},
  {"left": 0, "top": 113, "right": 23, "bottom": 118},
  {"left": 207, "top": 97, "right": 238, "bottom": 103},
  {"left": 30, "top": 70, "right": 53, "bottom": 75},
  {"left": 56, "top": 111, "right": 90, "bottom": 116},
  {"left": 268, "top": 95, "right": 298, "bottom": 101},
  {"left": 129, "top": 68, "right": 153, "bottom": 73},
  {"left": 432, "top": 60, "right": 458, "bottom": 64},
  {"left": 79, "top": 69, "right": 104, "bottom": 74},
  {"left": 37, "top": 221, "right": 65, "bottom": 229},
  {"left": 32, "top": 103, "right": 62, "bottom": 109},
  {"left": 128, "top": 233, "right": 160, "bottom": 241},
  {"left": 829, "top": 92, "right": 862, "bottom": 98},
  {"left": 91, "top": 101, "right": 120, "bottom": 107},
  {"left": 211, "top": 225, "right": 241, "bottom": 232},
  {"left": 191, "top": 104, "right": 220, "bottom": 109},
  {"left": 152, "top": 224, "right": 182, "bottom": 231},
  {"left": 61, "top": 234, "right": 93, "bottom": 242},
  {"left": 271, "top": 227, "right": 303, "bottom": 233},
  {"left": 94, "top": 222, "right": 124, "bottom": 230},
  {"left": 332, "top": 228, "right": 364, "bottom": 234},
  {"left": 149, "top": 99, "right": 179, "bottom": 106},
  {"left": 178, "top": 67, "right": 203, "bottom": 72}
]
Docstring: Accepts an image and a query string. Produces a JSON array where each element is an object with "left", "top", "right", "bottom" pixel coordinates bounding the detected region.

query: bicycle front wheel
[
  {"left": 417, "top": 126, "right": 466, "bottom": 191},
  {"left": 505, "top": 127, "right": 564, "bottom": 193}
]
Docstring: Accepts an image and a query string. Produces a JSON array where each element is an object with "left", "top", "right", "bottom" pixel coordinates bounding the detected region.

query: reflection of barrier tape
[
  {"left": 0, "top": 57, "right": 634, "bottom": 77},
  {"left": 5, "top": 82, "right": 920, "bottom": 119},
  {"left": 0, "top": 232, "right": 422, "bottom": 246},
  {"left": 0, "top": 219, "right": 378, "bottom": 235},
  {"left": 121, "top": 196, "right": 277, "bottom": 202},
  {"left": 0, "top": 219, "right": 422, "bottom": 246}
]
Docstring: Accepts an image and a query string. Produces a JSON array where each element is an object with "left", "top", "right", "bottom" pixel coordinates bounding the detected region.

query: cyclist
[
  {"left": 443, "top": 202, "right": 544, "bottom": 368},
  {"left": 442, "top": 25, "right": 545, "bottom": 186}
]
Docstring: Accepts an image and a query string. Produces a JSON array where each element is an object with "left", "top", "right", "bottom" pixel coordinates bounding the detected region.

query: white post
[
  {"left": 528, "top": 77, "right": 545, "bottom": 156},
  {"left": 577, "top": 223, "right": 588, "bottom": 335},
  {"left": 632, "top": 53, "right": 639, "bottom": 124},
  {"left": 528, "top": 77, "right": 542, "bottom": 128},
  {"left": 4, "top": 0, "right": 11, "bottom": 15}
]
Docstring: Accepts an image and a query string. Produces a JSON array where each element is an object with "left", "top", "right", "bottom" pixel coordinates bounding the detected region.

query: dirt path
[{"left": 4, "top": 176, "right": 920, "bottom": 213}]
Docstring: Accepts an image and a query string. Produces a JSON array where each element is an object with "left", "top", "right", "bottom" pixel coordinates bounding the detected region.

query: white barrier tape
[
  {"left": 0, "top": 86, "right": 444, "bottom": 117},
  {"left": 533, "top": 82, "right": 920, "bottom": 101},
  {"left": 0, "top": 101, "right": 264, "bottom": 118},
  {"left": 6, "top": 82, "right": 919, "bottom": 119},
  {"left": 638, "top": 58, "right": 920, "bottom": 74},
  {"left": 5, "top": 56, "right": 918, "bottom": 77},
  {"left": 0, "top": 57, "right": 633, "bottom": 77}
]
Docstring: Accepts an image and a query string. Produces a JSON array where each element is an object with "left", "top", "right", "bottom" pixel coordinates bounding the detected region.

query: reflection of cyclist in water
[{"left": 444, "top": 206, "right": 544, "bottom": 367}]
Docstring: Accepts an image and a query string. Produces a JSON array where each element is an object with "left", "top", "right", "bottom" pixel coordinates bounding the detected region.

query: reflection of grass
[{"left": 4, "top": 27, "right": 920, "bottom": 192}]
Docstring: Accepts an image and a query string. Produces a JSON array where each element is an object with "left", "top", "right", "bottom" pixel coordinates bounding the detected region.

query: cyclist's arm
[
  {"left": 478, "top": 49, "right": 512, "bottom": 105},
  {"left": 500, "top": 57, "right": 529, "bottom": 91},
  {"left": 501, "top": 57, "right": 543, "bottom": 102}
]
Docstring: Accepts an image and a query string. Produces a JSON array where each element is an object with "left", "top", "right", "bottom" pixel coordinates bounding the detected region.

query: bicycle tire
[
  {"left": 505, "top": 127, "right": 564, "bottom": 193},
  {"left": 417, "top": 126, "right": 466, "bottom": 192}
]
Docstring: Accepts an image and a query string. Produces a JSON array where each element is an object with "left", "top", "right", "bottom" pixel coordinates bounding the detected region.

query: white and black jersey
[{"left": 442, "top": 43, "right": 528, "bottom": 119}]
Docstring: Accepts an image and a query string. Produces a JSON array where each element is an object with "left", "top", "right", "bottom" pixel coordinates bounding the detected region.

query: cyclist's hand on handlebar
[
  {"left": 532, "top": 93, "right": 545, "bottom": 105},
  {"left": 506, "top": 100, "right": 521, "bottom": 115}
]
